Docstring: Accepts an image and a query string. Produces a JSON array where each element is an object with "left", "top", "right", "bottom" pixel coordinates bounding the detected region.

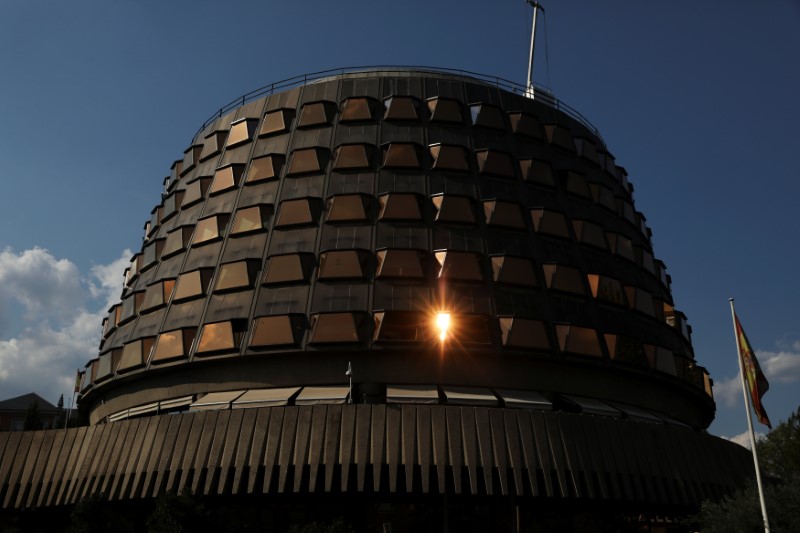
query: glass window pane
[
  {"left": 259, "top": 109, "right": 292, "bottom": 137},
  {"left": 318, "top": 250, "right": 365, "bottom": 280},
  {"left": 340, "top": 97, "right": 373, "bottom": 122},
  {"left": 264, "top": 254, "right": 310, "bottom": 284},
  {"left": 182, "top": 177, "right": 211, "bottom": 207},
  {"left": 492, "top": 256, "right": 537, "bottom": 287},
  {"left": 226, "top": 118, "right": 257, "bottom": 147},
  {"left": 196, "top": 321, "right": 237, "bottom": 354},
  {"left": 383, "top": 96, "right": 419, "bottom": 121},
  {"left": 199, "top": 131, "right": 226, "bottom": 162},
  {"left": 435, "top": 251, "right": 484, "bottom": 281},
  {"left": 565, "top": 172, "right": 591, "bottom": 199},
  {"left": 373, "top": 311, "right": 428, "bottom": 341},
  {"left": 275, "top": 198, "right": 315, "bottom": 227},
  {"left": 531, "top": 209, "right": 570, "bottom": 239},
  {"left": 210, "top": 165, "right": 244, "bottom": 195},
  {"left": 543, "top": 264, "right": 586, "bottom": 295},
  {"left": 152, "top": 328, "right": 192, "bottom": 362},
  {"left": 173, "top": 269, "right": 212, "bottom": 301},
  {"left": 231, "top": 205, "right": 268, "bottom": 234},
  {"left": 427, "top": 97, "right": 462, "bottom": 123},
  {"left": 332, "top": 144, "right": 371, "bottom": 170},
  {"left": 429, "top": 144, "right": 469, "bottom": 172},
  {"left": 118, "top": 338, "right": 154, "bottom": 372},
  {"left": 470, "top": 104, "right": 505, "bottom": 130},
  {"left": 475, "top": 150, "right": 515, "bottom": 178},
  {"left": 327, "top": 195, "right": 368, "bottom": 223},
  {"left": 247, "top": 154, "right": 284, "bottom": 183},
  {"left": 484, "top": 201, "right": 525, "bottom": 229},
  {"left": 499, "top": 317, "right": 549, "bottom": 349},
  {"left": 378, "top": 193, "right": 422, "bottom": 221},
  {"left": 509, "top": 112, "right": 543, "bottom": 139},
  {"left": 193, "top": 216, "right": 221, "bottom": 244},
  {"left": 544, "top": 124, "right": 576, "bottom": 152},
  {"left": 556, "top": 324, "right": 602, "bottom": 357},
  {"left": 309, "top": 313, "right": 360, "bottom": 343},
  {"left": 382, "top": 142, "right": 421, "bottom": 169},
  {"left": 287, "top": 148, "right": 323, "bottom": 175},
  {"left": 519, "top": 158, "right": 554, "bottom": 187},
  {"left": 376, "top": 249, "right": 425, "bottom": 279},
  {"left": 215, "top": 261, "right": 252, "bottom": 292},
  {"left": 250, "top": 315, "right": 300, "bottom": 347},
  {"left": 298, "top": 101, "right": 331, "bottom": 128},
  {"left": 432, "top": 195, "right": 474, "bottom": 224}
]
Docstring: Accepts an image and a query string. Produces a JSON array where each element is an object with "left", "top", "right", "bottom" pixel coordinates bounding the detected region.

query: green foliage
[
  {"left": 758, "top": 408, "right": 800, "bottom": 480},
  {"left": 23, "top": 400, "right": 41, "bottom": 431},
  {"left": 288, "top": 517, "right": 355, "bottom": 533},
  {"left": 67, "top": 493, "right": 134, "bottom": 533},
  {"left": 145, "top": 489, "right": 208, "bottom": 533}
]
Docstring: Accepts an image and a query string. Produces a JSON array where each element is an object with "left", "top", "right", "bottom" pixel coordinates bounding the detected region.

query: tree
[
  {"left": 23, "top": 400, "right": 41, "bottom": 430},
  {"left": 695, "top": 408, "right": 800, "bottom": 532}
]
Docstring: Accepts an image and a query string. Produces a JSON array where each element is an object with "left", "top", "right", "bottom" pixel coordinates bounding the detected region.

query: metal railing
[{"left": 193, "top": 65, "right": 605, "bottom": 146}]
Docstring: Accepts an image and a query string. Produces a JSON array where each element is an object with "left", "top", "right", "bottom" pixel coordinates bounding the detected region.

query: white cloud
[
  {"left": 760, "top": 349, "right": 800, "bottom": 384},
  {"left": 722, "top": 429, "right": 765, "bottom": 450},
  {"left": 0, "top": 248, "right": 130, "bottom": 404},
  {"left": 713, "top": 373, "right": 742, "bottom": 408}
]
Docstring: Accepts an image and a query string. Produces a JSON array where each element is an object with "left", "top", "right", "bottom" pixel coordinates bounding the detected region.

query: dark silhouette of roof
[{"left": 0, "top": 392, "right": 60, "bottom": 412}]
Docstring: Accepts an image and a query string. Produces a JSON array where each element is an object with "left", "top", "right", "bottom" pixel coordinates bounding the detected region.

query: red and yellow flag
[
  {"left": 734, "top": 313, "right": 771, "bottom": 428},
  {"left": 74, "top": 369, "right": 83, "bottom": 393}
]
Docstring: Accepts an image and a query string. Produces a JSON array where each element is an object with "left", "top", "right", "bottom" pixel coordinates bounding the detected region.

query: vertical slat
[
  {"left": 307, "top": 404, "right": 328, "bottom": 493},
  {"left": 292, "top": 406, "right": 313, "bottom": 493},
  {"left": 202, "top": 411, "right": 233, "bottom": 495},
  {"left": 488, "top": 409, "right": 509, "bottom": 496},
  {"left": 108, "top": 419, "right": 144, "bottom": 500},
  {"left": 624, "top": 423, "right": 655, "bottom": 502},
  {"left": 14, "top": 430, "right": 46, "bottom": 508},
  {"left": 529, "top": 411, "right": 555, "bottom": 497},
  {"left": 38, "top": 430, "right": 67, "bottom": 507},
  {"left": 27, "top": 430, "right": 58, "bottom": 508},
  {"left": 56, "top": 426, "right": 91, "bottom": 505},
  {"left": 502, "top": 410, "right": 524, "bottom": 497},
  {"left": 370, "top": 405, "right": 386, "bottom": 492},
  {"left": 152, "top": 415, "right": 185, "bottom": 496},
  {"left": 641, "top": 424, "right": 672, "bottom": 504},
  {"left": 577, "top": 416, "right": 609, "bottom": 499},
  {"left": 100, "top": 419, "right": 135, "bottom": 497},
  {"left": 339, "top": 405, "right": 357, "bottom": 492},
  {"left": 385, "top": 405, "right": 401, "bottom": 493},
  {"left": 246, "top": 408, "right": 271, "bottom": 494},
  {"left": 190, "top": 411, "right": 220, "bottom": 494},
  {"left": 231, "top": 408, "right": 258, "bottom": 494},
  {"left": 459, "top": 407, "right": 479, "bottom": 495},
  {"left": 607, "top": 419, "right": 642, "bottom": 500},
  {"left": 276, "top": 406, "right": 298, "bottom": 493},
  {"left": 173, "top": 412, "right": 206, "bottom": 493},
  {"left": 474, "top": 408, "right": 494, "bottom": 495},
  {"left": 263, "top": 407, "right": 285, "bottom": 493},
  {"left": 542, "top": 412, "right": 573, "bottom": 497},
  {"left": 400, "top": 405, "right": 416, "bottom": 492},
  {"left": 416, "top": 405, "right": 432, "bottom": 493},
  {"left": 127, "top": 417, "right": 161, "bottom": 500},
  {"left": 217, "top": 409, "right": 245, "bottom": 495},
  {"left": 322, "top": 405, "right": 341, "bottom": 493},
  {"left": 515, "top": 411, "right": 540, "bottom": 496},
  {"left": 68, "top": 425, "right": 107, "bottom": 504},
  {"left": 445, "top": 406, "right": 463, "bottom": 494},
  {"left": 3, "top": 431, "right": 35, "bottom": 508},
  {"left": 48, "top": 427, "right": 82, "bottom": 506},
  {"left": 431, "top": 406, "right": 447, "bottom": 494},
  {"left": 85, "top": 422, "right": 122, "bottom": 498},
  {"left": 556, "top": 415, "right": 587, "bottom": 498},
  {"left": 138, "top": 416, "right": 171, "bottom": 498},
  {"left": 354, "top": 405, "right": 371, "bottom": 492}
]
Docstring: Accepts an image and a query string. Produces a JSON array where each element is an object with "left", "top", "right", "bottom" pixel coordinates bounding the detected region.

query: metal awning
[
  {"left": 190, "top": 390, "right": 246, "bottom": 411},
  {"left": 159, "top": 395, "right": 194, "bottom": 411},
  {"left": 232, "top": 387, "right": 300, "bottom": 409},
  {"left": 386, "top": 384, "right": 440, "bottom": 404},
  {"left": 495, "top": 389, "right": 552, "bottom": 410},
  {"left": 562, "top": 395, "right": 621, "bottom": 417},
  {"left": 294, "top": 386, "right": 349, "bottom": 405},
  {"left": 442, "top": 386, "right": 498, "bottom": 406}
]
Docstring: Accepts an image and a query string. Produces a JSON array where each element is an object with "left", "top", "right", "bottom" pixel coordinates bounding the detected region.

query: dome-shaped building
[{"left": 0, "top": 68, "right": 750, "bottom": 530}]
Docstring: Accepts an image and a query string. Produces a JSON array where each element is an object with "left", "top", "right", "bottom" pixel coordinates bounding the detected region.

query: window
[
  {"left": 182, "top": 144, "right": 203, "bottom": 173},
  {"left": 499, "top": 317, "right": 549, "bottom": 349},
  {"left": 605, "top": 334, "right": 647, "bottom": 367},
  {"left": 162, "top": 190, "right": 184, "bottom": 220},
  {"left": 531, "top": 209, "right": 570, "bottom": 239},
  {"left": 450, "top": 315, "right": 492, "bottom": 344},
  {"left": 141, "top": 279, "right": 176, "bottom": 312},
  {"left": 340, "top": 97, "right": 375, "bottom": 122},
  {"left": 246, "top": 154, "right": 284, "bottom": 184},
  {"left": 429, "top": 144, "right": 469, "bottom": 172},
  {"left": 432, "top": 195, "right": 474, "bottom": 224},
  {"left": 519, "top": 158, "right": 554, "bottom": 187},
  {"left": 332, "top": 144, "right": 373, "bottom": 171},
  {"left": 209, "top": 164, "right": 245, "bottom": 195},
  {"left": 470, "top": 103, "right": 505, "bottom": 130},
  {"left": 148, "top": 207, "right": 162, "bottom": 237},
  {"left": 625, "top": 286, "right": 655, "bottom": 316},
  {"left": 103, "top": 304, "right": 122, "bottom": 337},
  {"left": 195, "top": 320, "right": 245, "bottom": 355},
  {"left": 556, "top": 324, "right": 602, "bottom": 357},
  {"left": 119, "top": 291, "right": 144, "bottom": 323},
  {"left": 199, "top": 130, "right": 228, "bottom": 161},
  {"left": 382, "top": 143, "right": 422, "bottom": 169},
  {"left": 483, "top": 200, "right": 526, "bottom": 229},
  {"left": 117, "top": 338, "right": 154, "bottom": 372},
  {"left": 373, "top": 311, "right": 429, "bottom": 342},
  {"left": 586, "top": 274, "right": 626, "bottom": 306},
  {"left": 151, "top": 328, "right": 196, "bottom": 363},
  {"left": 230, "top": 205, "right": 271, "bottom": 235},
  {"left": 435, "top": 251, "right": 484, "bottom": 281},
  {"left": 491, "top": 256, "right": 538, "bottom": 287},
  {"left": 427, "top": 97, "right": 462, "bottom": 123},
  {"left": 508, "top": 112, "right": 543, "bottom": 139},
  {"left": 297, "top": 101, "right": 333, "bottom": 128},
  {"left": 226, "top": 118, "right": 258, "bottom": 147},
  {"left": 142, "top": 238, "right": 165, "bottom": 270},
  {"left": 572, "top": 220, "right": 608, "bottom": 249},
  {"left": 317, "top": 250, "right": 369, "bottom": 280},
  {"left": 172, "top": 268, "right": 214, "bottom": 302},
  {"left": 214, "top": 260, "right": 260, "bottom": 292},
  {"left": 375, "top": 249, "right": 425, "bottom": 279},
  {"left": 250, "top": 315, "right": 303, "bottom": 347},
  {"left": 475, "top": 149, "right": 515, "bottom": 178},
  {"left": 182, "top": 177, "right": 212, "bottom": 207},
  {"left": 590, "top": 183, "right": 616, "bottom": 212},
  {"left": 326, "top": 194, "right": 369, "bottom": 223},
  {"left": 308, "top": 312, "right": 363, "bottom": 344},
  {"left": 263, "top": 253, "right": 314, "bottom": 285},
  {"left": 378, "top": 193, "right": 422, "bottom": 221},
  {"left": 637, "top": 247, "right": 656, "bottom": 275},
  {"left": 192, "top": 214, "right": 229, "bottom": 245},
  {"left": 286, "top": 147, "right": 327, "bottom": 176},
  {"left": 162, "top": 226, "right": 194, "bottom": 258},
  {"left": 124, "top": 253, "right": 142, "bottom": 285},
  {"left": 383, "top": 96, "right": 419, "bottom": 121},
  {"left": 274, "top": 198, "right": 319, "bottom": 228},
  {"left": 542, "top": 264, "right": 586, "bottom": 295},
  {"left": 565, "top": 171, "right": 591, "bottom": 199},
  {"left": 543, "top": 124, "right": 576, "bottom": 152},
  {"left": 574, "top": 137, "right": 599, "bottom": 164},
  {"left": 259, "top": 108, "right": 293, "bottom": 137},
  {"left": 607, "top": 233, "right": 635, "bottom": 262}
]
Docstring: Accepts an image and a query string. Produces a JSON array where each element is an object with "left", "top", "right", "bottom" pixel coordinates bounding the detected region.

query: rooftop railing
[{"left": 194, "top": 65, "right": 605, "bottom": 146}]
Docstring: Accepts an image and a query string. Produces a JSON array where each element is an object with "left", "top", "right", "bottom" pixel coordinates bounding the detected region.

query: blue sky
[{"left": 0, "top": 0, "right": 797, "bottom": 442}]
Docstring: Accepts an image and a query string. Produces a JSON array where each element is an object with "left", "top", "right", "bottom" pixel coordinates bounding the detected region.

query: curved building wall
[{"left": 79, "top": 70, "right": 712, "bottom": 428}]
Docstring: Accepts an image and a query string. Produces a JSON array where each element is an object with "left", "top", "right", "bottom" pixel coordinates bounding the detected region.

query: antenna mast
[{"left": 525, "top": 1, "right": 545, "bottom": 99}]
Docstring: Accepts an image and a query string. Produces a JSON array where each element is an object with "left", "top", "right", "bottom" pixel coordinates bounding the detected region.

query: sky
[{"left": 0, "top": 0, "right": 797, "bottom": 441}]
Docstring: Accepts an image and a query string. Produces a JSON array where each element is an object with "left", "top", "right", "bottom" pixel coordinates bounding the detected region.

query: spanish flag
[
  {"left": 733, "top": 313, "right": 771, "bottom": 428},
  {"left": 74, "top": 369, "right": 83, "bottom": 393}
]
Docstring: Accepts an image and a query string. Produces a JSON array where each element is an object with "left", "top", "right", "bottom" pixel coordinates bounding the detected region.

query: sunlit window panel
[
  {"left": 117, "top": 338, "right": 154, "bottom": 372},
  {"left": 162, "top": 190, "right": 184, "bottom": 220},
  {"left": 95, "top": 351, "right": 113, "bottom": 382},
  {"left": 373, "top": 311, "right": 429, "bottom": 342},
  {"left": 173, "top": 269, "right": 214, "bottom": 302},
  {"left": 499, "top": 317, "right": 549, "bottom": 349},
  {"left": 332, "top": 144, "right": 372, "bottom": 171},
  {"left": 508, "top": 112, "right": 543, "bottom": 139},
  {"left": 214, "top": 260, "right": 255, "bottom": 292},
  {"left": 435, "top": 251, "right": 484, "bottom": 281},
  {"left": 427, "top": 97, "right": 462, "bottom": 124},
  {"left": 263, "top": 254, "right": 312, "bottom": 285},
  {"left": 199, "top": 130, "right": 228, "bottom": 162},
  {"left": 340, "top": 97, "right": 374, "bottom": 122},
  {"left": 586, "top": 274, "right": 626, "bottom": 306},
  {"left": 124, "top": 253, "right": 142, "bottom": 285},
  {"left": 531, "top": 209, "right": 570, "bottom": 239},
  {"left": 383, "top": 96, "right": 419, "bottom": 121},
  {"left": 103, "top": 304, "right": 121, "bottom": 337},
  {"left": 259, "top": 109, "right": 293, "bottom": 137},
  {"left": 151, "top": 328, "right": 195, "bottom": 363},
  {"left": 182, "top": 177, "right": 212, "bottom": 207},
  {"left": 287, "top": 147, "right": 325, "bottom": 176},
  {"left": 432, "top": 195, "right": 475, "bottom": 224},
  {"left": 309, "top": 313, "right": 361, "bottom": 344},
  {"left": 250, "top": 315, "right": 301, "bottom": 347},
  {"left": 209, "top": 164, "right": 245, "bottom": 195},
  {"left": 556, "top": 324, "right": 603, "bottom": 357},
  {"left": 230, "top": 205, "right": 270, "bottom": 235},
  {"left": 429, "top": 144, "right": 469, "bottom": 172},
  {"left": 148, "top": 207, "right": 162, "bottom": 237},
  {"left": 162, "top": 226, "right": 194, "bottom": 258},
  {"left": 519, "top": 158, "right": 555, "bottom": 187},
  {"left": 491, "top": 256, "right": 538, "bottom": 287},
  {"left": 375, "top": 249, "right": 425, "bottom": 279},
  {"left": 196, "top": 321, "right": 239, "bottom": 354},
  {"left": 142, "top": 238, "right": 165, "bottom": 270},
  {"left": 141, "top": 279, "right": 176, "bottom": 312},
  {"left": 382, "top": 143, "right": 421, "bottom": 169},
  {"left": 274, "top": 198, "right": 317, "bottom": 227},
  {"left": 470, "top": 104, "right": 505, "bottom": 130},
  {"left": 246, "top": 154, "right": 284, "bottom": 184},
  {"left": 193, "top": 215, "right": 227, "bottom": 245},
  {"left": 226, "top": 118, "right": 258, "bottom": 147},
  {"left": 475, "top": 150, "right": 515, "bottom": 178},
  {"left": 543, "top": 264, "right": 586, "bottom": 295},
  {"left": 378, "top": 193, "right": 422, "bottom": 221},
  {"left": 326, "top": 195, "right": 368, "bottom": 223},
  {"left": 573, "top": 220, "right": 608, "bottom": 249},
  {"left": 119, "top": 291, "right": 144, "bottom": 323},
  {"left": 318, "top": 250, "right": 367, "bottom": 280},
  {"left": 297, "top": 101, "right": 332, "bottom": 128},
  {"left": 182, "top": 144, "right": 203, "bottom": 174},
  {"left": 483, "top": 200, "right": 526, "bottom": 229},
  {"left": 544, "top": 124, "right": 576, "bottom": 152}
]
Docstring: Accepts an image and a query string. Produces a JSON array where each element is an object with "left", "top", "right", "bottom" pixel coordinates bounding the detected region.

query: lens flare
[{"left": 436, "top": 313, "right": 451, "bottom": 341}]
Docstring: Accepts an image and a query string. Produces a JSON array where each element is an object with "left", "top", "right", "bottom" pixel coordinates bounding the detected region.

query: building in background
[
  {"left": 0, "top": 68, "right": 751, "bottom": 531},
  {"left": 0, "top": 393, "right": 62, "bottom": 432}
]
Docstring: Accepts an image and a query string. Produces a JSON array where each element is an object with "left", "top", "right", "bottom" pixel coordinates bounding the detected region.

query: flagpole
[{"left": 729, "top": 298, "right": 770, "bottom": 533}]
